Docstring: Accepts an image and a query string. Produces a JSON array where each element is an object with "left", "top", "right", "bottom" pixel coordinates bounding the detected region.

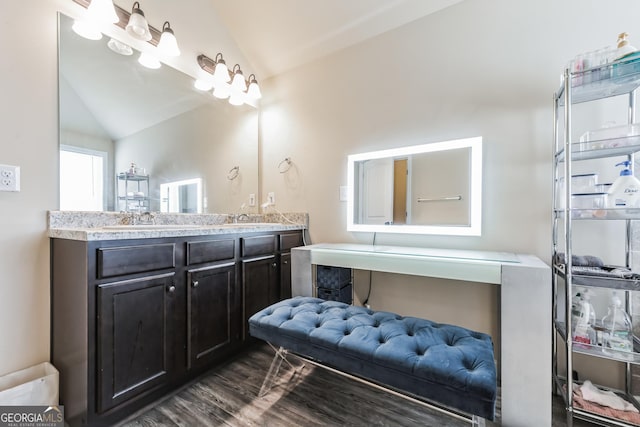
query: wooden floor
[{"left": 119, "top": 343, "right": 594, "bottom": 427}]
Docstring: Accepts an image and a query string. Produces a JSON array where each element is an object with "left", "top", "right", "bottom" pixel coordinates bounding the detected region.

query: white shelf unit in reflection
[
  {"left": 116, "top": 172, "right": 150, "bottom": 212},
  {"left": 552, "top": 59, "right": 640, "bottom": 426}
]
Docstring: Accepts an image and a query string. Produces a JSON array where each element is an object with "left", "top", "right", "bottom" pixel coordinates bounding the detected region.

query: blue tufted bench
[{"left": 249, "top": 296, "right": 497, "bottom": 424}]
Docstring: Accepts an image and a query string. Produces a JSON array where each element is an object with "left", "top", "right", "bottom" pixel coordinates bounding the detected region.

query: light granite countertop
[{"left": 48, "top": 211, "right": 308, "bottom": 241}]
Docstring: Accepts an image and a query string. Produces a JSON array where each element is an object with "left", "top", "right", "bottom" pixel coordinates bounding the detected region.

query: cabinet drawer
[
  {"left": 279, "top": 232, "right": 303, "bottom": 251},
  {"left": 97, "top": 243, "right": 175, "bottom": 278},
  {"left": 241, "top": 235, "right": 276, "bottom": 257},
  {"left": 187, "top": 239, "right": 235, "bottom": 265}
]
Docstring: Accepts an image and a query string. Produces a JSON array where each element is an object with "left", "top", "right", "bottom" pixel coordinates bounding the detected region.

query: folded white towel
[{"left": 580, "top": 380, "right": 639, "bottom": 413}]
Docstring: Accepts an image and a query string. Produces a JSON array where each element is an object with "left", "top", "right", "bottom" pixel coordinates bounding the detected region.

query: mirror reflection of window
[
  {"left": 60, "top": 146, "right": 106, "bottom": 211},
  {"left": 160, "top": 178, "right": 203, "bottom": 213}
]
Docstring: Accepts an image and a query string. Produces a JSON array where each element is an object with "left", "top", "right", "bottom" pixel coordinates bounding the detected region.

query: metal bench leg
[
  {"left": 258, "top": 343, "right": 304, "bottom": 397},
  {"left": 471, "top": 415, "right": 486, "bottom": 427}
]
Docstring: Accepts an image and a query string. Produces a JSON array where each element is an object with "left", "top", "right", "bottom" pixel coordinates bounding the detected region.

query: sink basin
[{"left": 102, "top": 224, "right": 201, "bottom": 230}]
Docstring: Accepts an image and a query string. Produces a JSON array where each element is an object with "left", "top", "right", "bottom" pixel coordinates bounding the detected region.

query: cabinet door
[
  {"left": 280, "top": 252, "right": 292, "bottom": 300},
  {"left": 97, "top": 273, "right": 176, "bottom": 413},
  {"left": 187, "top": 263, "right": 237, "bottom": 370},
  {"left": 242, "top": 255, "right": 279, "bottom": 338}
]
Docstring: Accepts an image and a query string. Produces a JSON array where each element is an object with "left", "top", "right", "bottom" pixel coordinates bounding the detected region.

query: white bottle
[
  {"left": 607, "top": 161, "right": 640, "bottom": 208},
  {"left": 602, "top": 292, "right": 633, "bottom": 355},
  {"left": 572, "top": 289, "right": 596, "bottom": 347}
]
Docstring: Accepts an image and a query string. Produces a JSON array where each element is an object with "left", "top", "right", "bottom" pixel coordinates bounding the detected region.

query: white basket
[{"left": 0, "top": 362, "right": 59, "bottom": 406}]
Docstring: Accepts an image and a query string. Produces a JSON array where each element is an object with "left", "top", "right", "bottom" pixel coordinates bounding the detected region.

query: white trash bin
[{"left": 0, "top": 362, "right": 59, "bottom": 406}]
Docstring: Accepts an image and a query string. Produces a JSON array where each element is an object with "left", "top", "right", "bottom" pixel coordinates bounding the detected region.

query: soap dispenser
[{"left": 607, "top": 160, "right": 640, "bottom": 208}]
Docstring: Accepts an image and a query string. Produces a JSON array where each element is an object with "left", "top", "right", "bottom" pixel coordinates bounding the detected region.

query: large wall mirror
[
  {"left": 347, "top": 137, "right": 482, "bottom": 236},
  {"left": 58, "top": 13, "right": 258, "bottom": 213}
]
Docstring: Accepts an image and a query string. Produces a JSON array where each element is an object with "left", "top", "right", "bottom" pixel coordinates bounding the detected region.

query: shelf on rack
[
  {"left": 553, "top": 265, "right": 640, "bottom": 291},
  {"left": 117, "top": 173, "right": 149, "bottom": 181},
  {"left": 553, "top": 376, "right": 640, "bottom": 425},
  {"left": 555, "top": 321, "right": 640, "bottom": 364},
  {"left": 555, "top": 207, "right": 640, "bottom": 220},
  {"left": 556, "top": 135, "right": 640, "bottom": 162},
  {"left": 557, "top": 62, "right": 640, "bottom": 105}
]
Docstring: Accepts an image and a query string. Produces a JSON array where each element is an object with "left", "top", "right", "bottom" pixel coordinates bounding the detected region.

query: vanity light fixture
[
  {"left": 85, "top": 0, "right": 119, "bottom": 24},
  {"left": 230, "top": 64, "right": 247, "bottom": 92},
  {"left": 125, "top": 2, "right": 152, "bottom": 41},
  {"left": 157, "top": 21, "right": 180, "bottom": 57},
  {"left": 72, "top": 19, "right": 103, "bottom": 40},
  {"left": 71, "top": 0, "right": 118, "bottom": 40},
  {"left": 138, "top": 51, "right": 161, "bottom": 69},
  {"left": 246, "top": 74, "right": 262, "bottom": 100},
  {"left": 107, "top": 38, "right": 133, "bottom": 55},
  {"left": 228, "top": 64, "right": 247, "bottom": 105},
  {"left": 212, "top": 53, "right": 231, "bottom": 85},
  {"left": 196, "top": 53, "right": 260, "bottom": 105},
  {"left": 213, "top": 84, "right": 231, "bottom": 100}
]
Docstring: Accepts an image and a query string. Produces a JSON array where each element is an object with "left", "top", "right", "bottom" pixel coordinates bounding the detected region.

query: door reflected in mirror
[
  {"left": 160, "top": 178, "right": 203, "bottom": 213},
  {"left": 347, "top": 137, "right": 482, "bottom": 236}
]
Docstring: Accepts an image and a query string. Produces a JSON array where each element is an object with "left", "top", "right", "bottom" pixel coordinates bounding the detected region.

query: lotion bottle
[{"left": 607, "top": 160, "right": 640, "bottom": 208}]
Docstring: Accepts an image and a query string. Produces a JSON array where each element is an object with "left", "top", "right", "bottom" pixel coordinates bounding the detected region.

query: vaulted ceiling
[{"left": 209, "top": 0, "right": 464, "bottom": 78}]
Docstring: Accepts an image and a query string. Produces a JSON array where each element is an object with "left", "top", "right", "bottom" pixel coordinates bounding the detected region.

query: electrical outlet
[
  {"left": 249, "top": 193, "right": 256, "bottom": 207},
  {"left": 267, "top": 192, "right": 275, "bottom": 205},
  {"left": 0, "top": 164, "right": 20, "bottom": 192}
]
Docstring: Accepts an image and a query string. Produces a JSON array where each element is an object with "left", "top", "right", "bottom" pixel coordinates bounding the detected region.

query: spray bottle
[{"left": 607, "top": 161, "right": 640, "bottom": 208}]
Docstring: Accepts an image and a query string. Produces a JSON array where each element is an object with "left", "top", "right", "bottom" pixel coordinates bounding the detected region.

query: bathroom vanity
[{"left": 49, "top": 216, "right": 305, "bottom": 426}]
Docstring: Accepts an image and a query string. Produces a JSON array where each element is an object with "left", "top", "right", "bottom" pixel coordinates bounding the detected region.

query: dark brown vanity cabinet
[
  {"left": 96, "top": 273, "right": 176, "bottom": 413},
  {"left": 187, "top": 263, "right": 238, "bottom": 370},
  {"left": 51, "top": 229, "right": 303, "bottom": 426}
]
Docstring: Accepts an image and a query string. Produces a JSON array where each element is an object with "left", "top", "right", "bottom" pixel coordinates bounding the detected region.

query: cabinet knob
[
  {"left": 272, "top": 262, "right": 277, "bottom": 268},
  {"left": 283, "top": 260, "right": 288, "bottom": 265},
  {"left": 192, "top": 281, "right": 199, "bottom": 288},
  {"left": 168, "top": 285, "right": 176, "bottom": 293}
]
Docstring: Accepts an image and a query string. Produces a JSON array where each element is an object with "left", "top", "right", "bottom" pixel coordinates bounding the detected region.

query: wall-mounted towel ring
[
  {"left": 227, "top": 166, "right": 239, "bottom": 180},
  {"left": 278, "top": 157, "right": 292, "bottom": 173}
]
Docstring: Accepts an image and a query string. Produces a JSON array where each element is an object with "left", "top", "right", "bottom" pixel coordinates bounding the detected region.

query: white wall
[
  {"left": 0, "top": 0, "right": 253, "bottom": 377},
  {"left": 259, "top": 0, "right": 640, "bottom": 386}
]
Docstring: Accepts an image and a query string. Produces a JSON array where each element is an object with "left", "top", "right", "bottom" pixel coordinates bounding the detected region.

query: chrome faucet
[{"left": 138, "top": 211, "right": 156, "bottom": 225}]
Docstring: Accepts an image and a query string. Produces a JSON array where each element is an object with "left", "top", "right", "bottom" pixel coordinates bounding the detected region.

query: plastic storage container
[
  {"left": 571, "top": 193, "right": 607, "bottom": 209},
  {"left": 601, "top": 292, "right": 633, "bottom": 355},
  {"left": 580, "top": 123, "right": 640, "bottom": 143}
]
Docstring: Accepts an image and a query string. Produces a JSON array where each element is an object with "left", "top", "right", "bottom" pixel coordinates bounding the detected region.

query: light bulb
[
  {"left": 107, "top": 38, "right": 133, "bottom": 56},
  {"left": 72, "top": 19, "right": 102, "bottom": 40},
  {"left": 86, "top": 0, "right": 119, "bottom": 25},
  {"left": 213, "top": 83, "right": 231, "bottom": 99},
  {"left": 138, "top": 52, "right": 161, "bottom": 69},
  {"left": 126, "top": 2, "right": 152, "bottom": 41},
  {"left": 246, "top": 81, "right": 262, "bottom": 100},
  {"left": 194, "top": 79, "right": 214, "bottom": 91},
  {"left": 157, "top": 22, "right": 180, "bottom": 57},
  {"left": 212, "top": 60, "right": 231, "bottom": 85}
]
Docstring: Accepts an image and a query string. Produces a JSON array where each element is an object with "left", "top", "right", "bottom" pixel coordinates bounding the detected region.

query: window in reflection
[{"left": 60, "top": 145, "right": 106, "bottom": 211}]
